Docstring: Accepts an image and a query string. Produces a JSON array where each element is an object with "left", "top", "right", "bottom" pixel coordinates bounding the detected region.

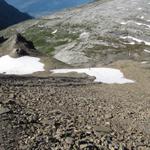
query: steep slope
[
  {"left": 0, "top": 0, "right": 150, "bottom": 67},
  {"left": 0, "top": 0, "right": 32, "bottom": 30},
  {"left": 0, "top": 33, "right": 68, "bottom": 74},
  {"left": 1, "top": 2, "right": 150, "bottom": 149}
]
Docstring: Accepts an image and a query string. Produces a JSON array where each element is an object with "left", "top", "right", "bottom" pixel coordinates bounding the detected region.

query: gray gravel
[{"left": 0, "top": 72, "right": 150, "bottom": 150}]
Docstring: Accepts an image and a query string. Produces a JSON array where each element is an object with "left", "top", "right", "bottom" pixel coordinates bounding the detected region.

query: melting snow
[
  {"left": 120, "top": 21, "right": 129, "bottom": 25},
  {"left": 51, "top": 68, "right": 134, "bottom": 84},
  {"left": 79, "top": 32, "right": 89, "bottom": 40},
  {"left": 144, "top": 49, "right": 150, "bottom": 53},
  {"left": 134, "top": 22, "right": 150, "bottom": 28},
  {"left": 141, "top": 61, "right": 148, "bottom": 64},
  {"left": 120, "top": 21, "right": 150, "bottom": 28},
  {"left": 52, "top": 29, "right": 58, "bottom": 34},
  {"left": 120, "top": 36, "right": 150, "bottom": 46},
  {"left": 0, "top": 55, "right": 44, "bottom": 75}
]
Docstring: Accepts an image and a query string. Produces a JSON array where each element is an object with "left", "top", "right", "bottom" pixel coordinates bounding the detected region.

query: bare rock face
[
  {"left": 10, "top": 33, "right": 36, "bottom": 57},
  {"left": 11, "top": 48, "right": 29, "bottom": 57},
  {"left": 2, "top": 33, "right": 39, "bottom": 57},
  {"left": 14, "top": 33, "right": 35, "bottom": 50}
]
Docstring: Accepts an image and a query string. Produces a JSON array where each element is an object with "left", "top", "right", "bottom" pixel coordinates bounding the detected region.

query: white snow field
[
  {"left": 51, "top": 68, "right": 134, "bottom": 84},
  {"left": 0, "top": 55, "right": 44, "bottom": 75}
]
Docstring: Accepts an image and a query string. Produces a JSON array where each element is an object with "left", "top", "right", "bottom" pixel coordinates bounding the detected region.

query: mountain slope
[
  {"left": 1, "top": 0, "right": 150, "bottom": 67},
  {"left": 1, "top": 1, "right": 150, "bottom": 150},
  {"left": 0, "top": 0, "right": 32, "bottom": 30}
]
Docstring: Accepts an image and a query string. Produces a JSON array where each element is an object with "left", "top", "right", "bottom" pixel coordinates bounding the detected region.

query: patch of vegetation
[{"left": 23, "top": 25, "right": 79, "bottom": 56}]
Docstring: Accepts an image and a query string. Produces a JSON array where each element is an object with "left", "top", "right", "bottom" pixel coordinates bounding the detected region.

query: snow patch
[
  {"left": 141, "top": 61, "right": 148, "bottom": 64},
  {"left": 79, "top": 32, "right": 89, "bottom": 40},
  {"left": 144, "top": 49, "right": 150, "bottom": 53},
  {"left": 51, "top": 68, "right": 134, "bottom": 84},
  {"left": 0, "top": 55, "right": 44, "bottom": 75},
  {"left": 52, "top": 29, "right": 58, "bottom": 34},
  {"left": 120, "top": 21, "right": 150, "bottom": 28},
  {"left": 134, "top": 22, "right": 150, "bottom": 28},
  {"left": 120, "top": 21, "right": 129, "bottom": 25},
  {"left": 38, "top": 25, "right": 44, "bottom": 28},
  {"left": 120, "top": 36, "right": 150, "bottom": 46}
]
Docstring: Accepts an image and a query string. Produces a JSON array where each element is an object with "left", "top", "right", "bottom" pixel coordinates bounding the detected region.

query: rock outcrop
[{"left": 1, "top": 33, "right": 38, "bottom": 57}]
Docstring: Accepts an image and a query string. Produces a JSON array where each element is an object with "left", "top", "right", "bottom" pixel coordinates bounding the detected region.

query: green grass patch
[{"left": 23, "top": 26, "right": 79, "bottom": 56}]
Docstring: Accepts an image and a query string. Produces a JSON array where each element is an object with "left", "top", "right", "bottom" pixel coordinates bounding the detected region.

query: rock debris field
[
  {"left": 0, "top": 0, "right": 150, "bottom": 149},
  {"left": 0, "top": 67, "right": 150, "bottom": 150}
]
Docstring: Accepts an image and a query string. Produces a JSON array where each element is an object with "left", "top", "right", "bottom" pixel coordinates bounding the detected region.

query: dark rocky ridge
[
  {"left": 0, "top": 33, "right": 39, "bottom": 57},
  {"left": 0, "top": 0, "right": 32, "bottom": 30}
]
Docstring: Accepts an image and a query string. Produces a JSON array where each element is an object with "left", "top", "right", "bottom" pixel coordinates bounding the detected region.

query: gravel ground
[
  {"left": 0, "top": 0, "right": 150, "bottom": 149},
  {"left": 0, "top": 61, "right": 150, "bottom": 150}
]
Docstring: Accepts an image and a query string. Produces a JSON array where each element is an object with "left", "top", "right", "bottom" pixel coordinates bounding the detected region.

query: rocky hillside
[
  {"left": 0, "top": 0, "right": 32, "bottom": 30},
  {"left": 1, "top": 60, "right": 150, "bottom": 149},
  {"left": 1, "top": 0, "right": 150, "bottom": 67},
  {"left": 1, "top": 1, "right": 150, "bottom": 149}
]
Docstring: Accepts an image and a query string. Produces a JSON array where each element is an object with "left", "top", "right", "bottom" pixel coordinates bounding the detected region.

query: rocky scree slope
[{"left": 1, "top": 64, "right": 150, "bottom": 150}]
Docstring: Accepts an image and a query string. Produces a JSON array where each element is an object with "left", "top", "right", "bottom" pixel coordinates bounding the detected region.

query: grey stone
[
  {"left": 0, "top": 104, "right": 10, "bottom": 115},
  {"left": 94, "top": 125, "right": 112, "bottom": 134},
  {"left": 65, "top": 137, "right": 74, "bottom": 144}
]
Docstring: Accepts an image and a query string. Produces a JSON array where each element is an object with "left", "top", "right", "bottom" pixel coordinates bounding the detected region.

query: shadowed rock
[
  {"left": 0, "top": 36, "right": 7, "bottom": 44},
  {"left": 1, "top": 33, "right": 40, "bottom": 57},
  {"left": 12, "top": 48, "right": 29, "bottom": 57},
  {"left": 14, "top": 33, "right": 35, "bottom": 50}
]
